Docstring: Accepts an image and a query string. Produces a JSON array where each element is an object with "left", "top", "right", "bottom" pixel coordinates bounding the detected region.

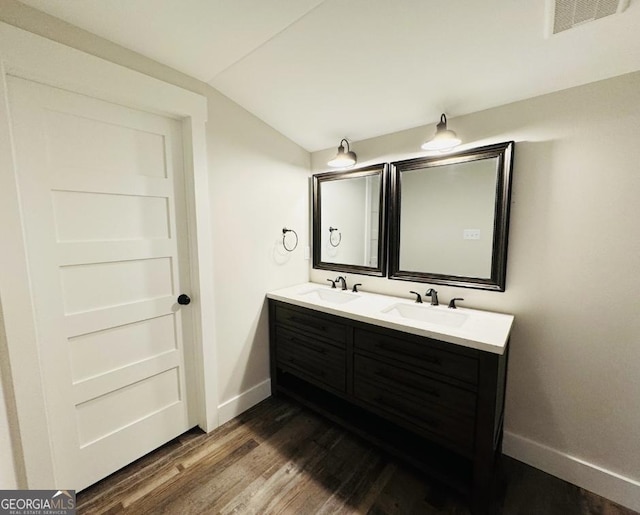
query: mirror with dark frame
[
  {"left": 388, "top": 141, "right": 514, "bottom": 291},
  {"left": 313, "top": 164, "right": 388, "bottom": 277}
]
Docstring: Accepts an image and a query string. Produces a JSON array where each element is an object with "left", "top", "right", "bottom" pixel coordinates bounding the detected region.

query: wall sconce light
[
  {"left": 327, "top": 138, "right": 357, "bottom": 168},
  {"left": 421, "top": 113, "right": 461, "bottom": 152}
]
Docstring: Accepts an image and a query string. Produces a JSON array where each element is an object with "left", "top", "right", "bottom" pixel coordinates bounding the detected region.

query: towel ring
[
  {"left": 282, "top": 227, "right": 298, "bottom": 252},
  {"left": 329, "top": 226, "right": 342, "bottom": 247}
]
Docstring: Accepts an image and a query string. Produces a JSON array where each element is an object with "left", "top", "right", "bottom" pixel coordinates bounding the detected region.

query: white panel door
[{"left": 6, "top": 76, "right": 196, "bottom": 490}]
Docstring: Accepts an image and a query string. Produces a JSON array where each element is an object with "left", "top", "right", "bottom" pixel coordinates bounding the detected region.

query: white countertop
[{"left": 267, "top": 282, "right": 514, "bottom": 355}]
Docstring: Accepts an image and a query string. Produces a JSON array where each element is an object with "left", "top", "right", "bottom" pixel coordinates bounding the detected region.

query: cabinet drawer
[
  {"left": 354, "top": 328, "right": 478, "bottom": 385},
  {"left": 353, "top": 370, "right": 475, "bottom": 455},
  {"left": 276, "top": 326, "right": 346, "bottom": 391},
  {"left": 275, "top": 305, "right": 347, "bottom": 346},
  {"left": 354, "top": 354, "right": 476, "bottom": 418}
]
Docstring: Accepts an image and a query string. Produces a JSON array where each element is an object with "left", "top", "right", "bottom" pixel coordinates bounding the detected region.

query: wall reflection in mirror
[
  {"left": 313, "top": 164, "right": 387, "bottom": 276},
  {"left": 400, "top": 159, "right": 496, "bottom": 277},
  {"left": 389, "top": 142, "right": 514, "bottom": 291}
]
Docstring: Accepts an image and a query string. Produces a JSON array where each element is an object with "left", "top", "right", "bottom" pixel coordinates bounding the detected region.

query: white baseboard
[
  {"left": 217, "top": 379, "right": 272, "bottom": 426},
  {"left": 503, "top": 431, "right": 640, "bottom": 512}
]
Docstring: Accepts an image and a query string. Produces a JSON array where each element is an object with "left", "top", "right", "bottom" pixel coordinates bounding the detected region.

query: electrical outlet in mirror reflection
[{"left": 463, "top": 229, "right": 481, "bottom": 240}]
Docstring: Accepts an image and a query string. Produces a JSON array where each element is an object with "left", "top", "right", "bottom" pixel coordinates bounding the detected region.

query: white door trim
[{"left": 0, "top": 22, "right": 219, "bottom": 488}]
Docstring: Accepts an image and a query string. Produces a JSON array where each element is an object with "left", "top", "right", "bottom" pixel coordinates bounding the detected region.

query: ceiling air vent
[{"left": 546, "top": 0, "right": 630, "bottom": 35}]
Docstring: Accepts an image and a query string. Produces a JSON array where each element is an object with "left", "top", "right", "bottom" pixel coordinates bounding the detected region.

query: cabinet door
[
  {"left": 275, "top": 304, "right": 347, "bottom": 345},
  {"left": 355, "top": 328, "right": 478, "bottom": 385},
  {"left": 275, "top": 326, "right": 346, "bottom": 391},
  {"left": 353, "top": 354, "right": 476, "bottom": 456}
]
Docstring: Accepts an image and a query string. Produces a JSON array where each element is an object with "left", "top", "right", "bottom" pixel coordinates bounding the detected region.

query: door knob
[{"left": 177, "top": 294, "right": 191, "bottom": 305}]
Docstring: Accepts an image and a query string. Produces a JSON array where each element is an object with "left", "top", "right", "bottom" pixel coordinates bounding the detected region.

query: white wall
[
  {"left": 0, "top": 1, "right": 309, "bottom": 487},
  {"left": 208, "top": 94, "right": 309, "bottom": 416},
  {"left": 311, "top": 72, "right": 640, "bottom": 510}
]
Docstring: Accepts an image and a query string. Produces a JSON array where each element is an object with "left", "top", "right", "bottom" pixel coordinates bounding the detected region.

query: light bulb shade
[
  {"left": 328, "top": 139, "right": 357, "bottom": 168},
  {"left": 421, "top": 113, "right": 461, "bottom": 151}
]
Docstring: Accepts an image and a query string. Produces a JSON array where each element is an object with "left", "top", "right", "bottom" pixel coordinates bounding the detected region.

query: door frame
[{"left": 0, "top": 22, "right": 219, "bottom": 488}]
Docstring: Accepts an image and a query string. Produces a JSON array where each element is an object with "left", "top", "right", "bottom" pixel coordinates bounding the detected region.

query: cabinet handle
[
  {"left": 290, "top": 316, "right": 327, "bottom": 332},
  {"left": 289, "top": 337, "right": 326, "bottom": 355},
  {"left": 375, "top": 341, "right": 441, "bottom": 365},
  {"left": 374, "top": 395, "right": 439, "bottom": 428},
  {"left": 288, "top": 357, "right": 325, "bottom": 378},
  {"left": 374, "top": 369, "right": 439, "bottom": 398}
]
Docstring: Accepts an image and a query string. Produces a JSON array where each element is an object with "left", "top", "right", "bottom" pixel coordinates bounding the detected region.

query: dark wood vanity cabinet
[{"left": 269, "top": 300, "right": 509, "bottom": 514}]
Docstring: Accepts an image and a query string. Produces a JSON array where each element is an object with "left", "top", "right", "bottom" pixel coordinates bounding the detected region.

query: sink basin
[
  {"left": 298, "top": 288, "right": 360, "bottom": 305},
  {"left": 381, "top": 303, "right": 468, "bottom": 328}
]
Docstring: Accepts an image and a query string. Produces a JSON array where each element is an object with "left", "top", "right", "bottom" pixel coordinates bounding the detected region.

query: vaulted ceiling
[{"left": 18, "top": 0, "right": 640, "bottom": 151}]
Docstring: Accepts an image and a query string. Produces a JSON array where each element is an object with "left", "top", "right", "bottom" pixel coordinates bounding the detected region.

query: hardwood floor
[{"left": 77, "top": 396, "right": 637, "bottom": 515}]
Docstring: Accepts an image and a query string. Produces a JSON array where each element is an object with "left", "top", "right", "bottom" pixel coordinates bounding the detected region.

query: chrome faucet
[
  {"left": 425, "top": 288, "right": 439, "bottom": 306},
  {"left": 336, "top": 276, "right": 348, "bottom": 291}
]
